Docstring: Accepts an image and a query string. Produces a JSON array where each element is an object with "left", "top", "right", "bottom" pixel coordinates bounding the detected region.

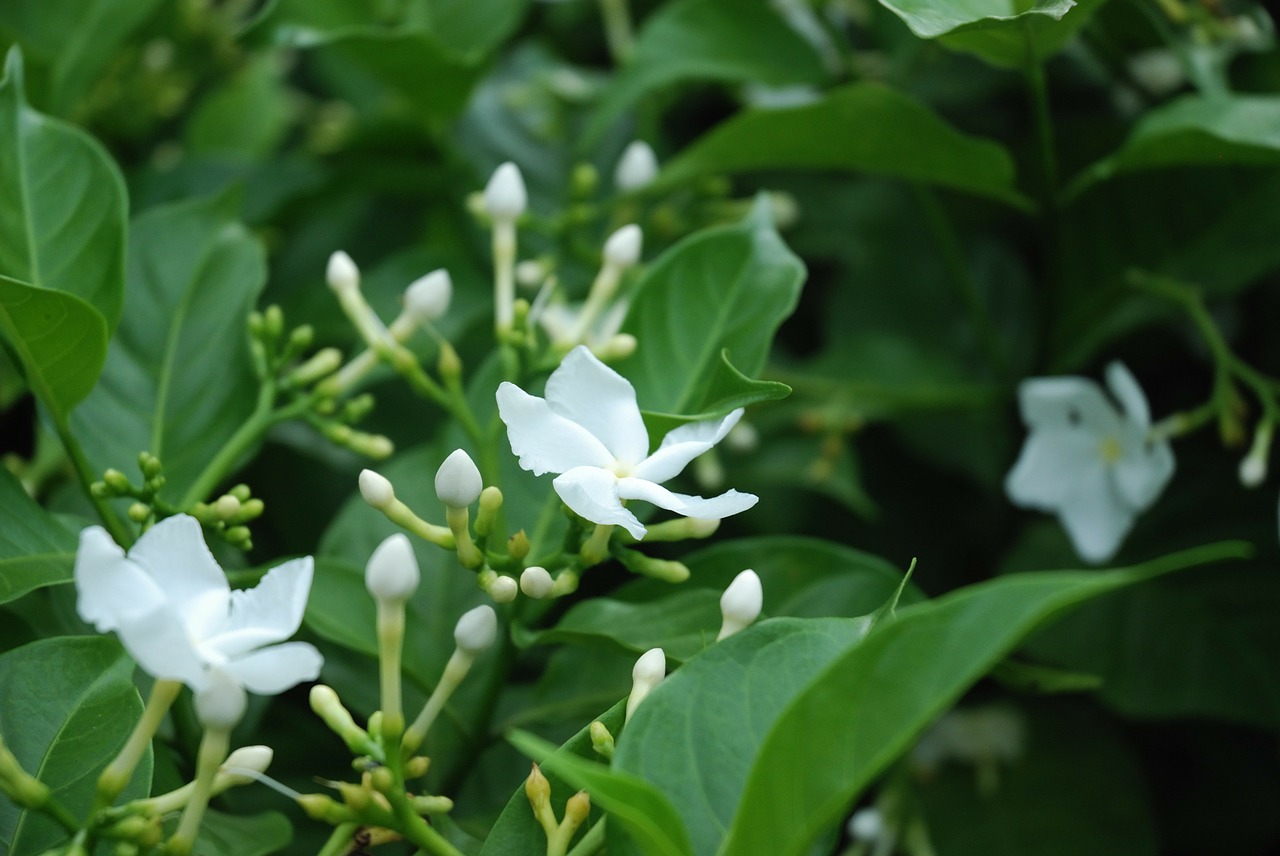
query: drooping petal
[
  {"left": 74, "top": 527, "right": 167, "bottom": 632},
  {"left": 552, "top": 466, "right": 645, "bottom": 538},
  {"left": 633, "top": 409, "right": 743, "bottom": 484},
  {"left": 1004, "top": 429, "right": 1101, "bottom": 510},
  {"left": 1018, "top": 377, "right": 1122, "bottom": 435},
  {"left": 127, "top": 515, "right": 230, "bottom": 641},
  {"left": 226, "top": 642, "right": 324, "bottom": 694},
  {"left": 1055, "top": 465, "right": 1135, "bottom": 564},
  {"left": 1105, "top": 362, "right": 1152, "bottom": 430},
  {"left": 616, "top": 477, "right": 758, "bottom": 521},
  {"left": 1113, "top": 437, "right": 1175, "bottom": 510},
  {"left": 114, "top": 606, "right": 210, "bottom": 689},
  {"left": 497, "top": 382, "right": 615, "bottom": 475},
  {"left": 544, "top": 346, "right": 650, "bottom": 465},
  {"left": 204, "top": 558, "right": 314, "bottom": 658}
]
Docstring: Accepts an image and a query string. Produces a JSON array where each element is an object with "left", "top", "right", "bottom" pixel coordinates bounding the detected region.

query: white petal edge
[
  {"left": 205, "top": 557, "right": 315, "bottom": 658},
  {"left": 1113, "top": 439, "right": 1175, "bottom": 510},
  {"left": 544, "top": 347, "right": 650, "bottom": 466},
  {"left": 127, "top": 515, "right": 230, "bottom": 641},
  {"left": 1018, "top": 377, "right": 1121, "bottom": 435},
  {"left": 633, "top": 408, "right": 743, "bottom": 485},
  {"left": 1004, "top": 429, "right": 1100, "bottom": 511},
  {"left": 74, "top": 527, "right": 166, "bottom": 632},
  {"left": 616, "top": 478, "right": 758, "bottom": 521},
  {"left": 115, "top": 606, "right": 210, "bottom": 689},
  {"left": 496, "top": 382, "right": 615, "bottom": 475},
  {"left": 1055, "top": 466, "right": 1135, "bottom": 564},
  {"left": 552, "top": 466, "right": 646, "bottom": 539},
  {"left": 227, "top": 642, "right": 324, "bottom": 695},
  {"left": 1105, "top": 361, "right": 1152, "bottom": 430}
]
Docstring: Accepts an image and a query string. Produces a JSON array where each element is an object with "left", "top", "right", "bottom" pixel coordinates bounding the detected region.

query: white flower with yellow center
[{"left": 1006, "top": 362, "right": 1175, "bottom": 563}]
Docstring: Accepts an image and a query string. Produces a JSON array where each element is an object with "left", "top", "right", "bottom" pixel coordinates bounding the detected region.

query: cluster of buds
[
  {"left": 525, "top": 764, "right": 592, "bottom": 856},
  {"left": 190, "top": 483, "right": 264, "bottom": 550},
  {"left": 90, "top": 451, "right": 167, "bottom": 529}
]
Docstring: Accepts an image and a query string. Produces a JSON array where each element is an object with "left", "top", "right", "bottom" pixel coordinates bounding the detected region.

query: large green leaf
[
  {"left": 876, "top": 0, "right": 1105, "bottom": 69},
  {"left": 185, "top": 55, "right": 295, "bottom": 158},
  {"left": 654, "top": 84, "right": 1030, "bottom": 208},
  {"left": 717, "top": 543, "right": 1247, "bottom": 856},
  {"left": 0, "top": 274, "right": 107, "bottom": 420},
  {"left": 0, "top": 466, "right": 76, "bottom": 604},
  {"left": 71, "top": 192, "right": 266, "bottom": 503},
  {"left": 0, "top": 637, "right": 150, "bottom": 856},
  {"left": 193, "top": 809, "right": 292, "bottom": 856},
  {"left": 585, "top": 0, "right": 827, "bottom": 145},
  {"left": 0, "top": 48, "right": 126, "bottom": 331},
  {"left": 616, "top": 198, "right": 804, "bottom": 416}
]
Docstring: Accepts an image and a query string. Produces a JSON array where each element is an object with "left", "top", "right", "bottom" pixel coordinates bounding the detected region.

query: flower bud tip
[
  {"left": 405, "top": 269, "right": 452, "bottom": 322},
  {"left": 483, "top": 162, "right": 527, "bottom": 221},
  {"left": 359, "top": 469, "right": 395, "bottom": 509},
  {"left": 436, "top": 449, "right": 484, "bottom": 508},
  {"left": 454, "top": 604, "right": 498, "bottom": 655},
  {"left": 603, "top": 224, "right": 643, "bottom": 268},
  {"left": 326, "top": 251, "right": 360, "bottom": 293},
  {"left": 365, "top": 533, "right": 420, "bottom": 602},
  {"left": 717, "top": 569, "right": 763, "bottom": 640},
  {"left": 519, "top": 566, "right": 554, "bottom": 599},
  {"left": 489, "top": 575, "right": 518, "bottom": 603},
  {"left": 615, "top": 141, "right": 659, "bottom": 191}
]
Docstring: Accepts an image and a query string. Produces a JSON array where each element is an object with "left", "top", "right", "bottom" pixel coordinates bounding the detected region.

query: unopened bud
[
  {"left": 214, "top": 495, "right": 241, "bottom": 520},
  {"left": 490, "top": 575, "right": 518, "bottom": 603},
  {"left": 326, "top": 251, "right": 360, "bottom": 293},
  {"left": 847, "top": 807, "right": 884, "bottom": 842},
  {"left": 603, "top": 224, "right": 642, "bottom": 269},
  {"left": 614, "top": 141, "right": 659, "bottom": 191},
  {"left": 454, "top": 605, "right": 498, "bottom": 656},
  {"left": 515, "top": 259, "right": 548, "bottom": 288},
  {"left": 483, "top": 162, "right": 527, "bottom": 221},
  {"left": 626, "top": 648, "right": 666, "bottom": 720},
  {"left": 1239, "top": 421, "right": 1272, "bottom": 488},
  {"left": 229, "top": 484, "right": 251, "bottom": 502},
  {"left": 263, "top": 305, "right": 284, "bottom": 339},
  {"left": 365, "top": 533, "right": 420, "bottom": 602},
  {"left": 348, "top": 432, "right": 394, "bottom": 459},
  {"left": 435, "top": 449, "right": 483, "bottom": 508},
  {"left": 359, "top": 469, "right": 395, "bottom": 510},
  {"left": 596, "top": 333, "right": 637, "bottom": 361},
  {"left": 475, "top": 486, "right": 503, "bottom": 536},
  {"left": 103, "top": 468, "right": 131, "bottom": 494},
  {"left": 717, "top": 569, "right": 763, "bottom": 641},
  {"left": 139, "top": 452, "right": 163, "bottom": 479},
  {"left": 520, "top": 566, "right": 554, "bottom": 599},
  {"left": 508, "top": 530, "right": 530, "bottom": 561},
  {"left": 525, "top": 763, "right": 553, "bottom": 822},
  {"left": 127, "top": 502, "right": 150, "bottom": 523},
  {"left": 310, "top": 685, "right": 372, "bottom": 754},
  {"left": 589, "top": 721, "right": 615, "bottom": 760},
  {"left": 194, "top": 668, "right": 246, "bottom": 730},
  {"left": 438, "top": 342, "right": 462, "bottom": 383},
  {"left": 404, "top": 755, "right": 431, "bottom": 779},
  {"left": 405, "top": 270, "right": 452, "bottom": 322},
  {"left": 570, "top": 162, "right": 599, "bottom": 197},
  {"left": 289, "top": 348, "right": 343, "bottom": 386},
  {"left": 564, "top": 790, "right": 591, "bottom": 830},
  {"left": 218, "top": 745, "right": 273, "bottom": 787}
]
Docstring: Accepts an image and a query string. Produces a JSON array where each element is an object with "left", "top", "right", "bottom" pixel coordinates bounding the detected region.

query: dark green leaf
[
  {"left": 406, "top": 0, "right": 530, "bottom": 59},
  {"left": 642, "top": 350, "right": 790, "bottom": 436},
  {"left": 0, "top": 637, "right": 150, "bottom": 856},
  {"left": 0, "top": 466, "right": 76, "bottom": 604},
  {"left": 185, "top": 55, "right": 295, "bottom": 158},
  {"left": 193, "top": 809, "right": 292, "bottom": 856}
]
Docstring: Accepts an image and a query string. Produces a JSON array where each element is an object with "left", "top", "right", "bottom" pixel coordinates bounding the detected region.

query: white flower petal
[
  {"left": 545, "top": 347, "right": 650, "bottom": 466},
  {"left": 1004, "top": 429, "right": 1100, "bottom": 510},
  {"left": 74, "top": 527, "right": 166, "bottom": 632},
  {"left": 497, "top": 382, "right": 615, "bottom": 475},
  {"left": 1056, "top": 466, "right": 1135, "bottom": 564},
  {"left": 616, "top": 478, "right": 758, "bottom": 521},
  {"left": 127, "top": 515, "right": 230, "bottom": 640},
  {"left": 227, "top": 642, "right": 324, "bottom": 694},
  {"left": 633, "top": 409, "right": 743, "bottom": 484},
  {"left": 205, "top": 558, "right": 314, "bottom": 658},
  {"left": 1113, "top": 438, "right": 1175, "bottom": 510},
  {"left": 115, "top": 607, "right": 210, "bottom": 689},
  {"left": 1018, "top": 377, "right": 1122, "bottom": 435},
  {"left": 1105, "top": 362, "right": 1151, "bottom": 430},
  {"left": 552, "top": 466, "right": 645, "bottom": 538}
]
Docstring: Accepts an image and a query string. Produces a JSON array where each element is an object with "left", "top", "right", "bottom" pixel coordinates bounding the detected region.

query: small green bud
[
  {"left": 246, "top": 310, "right": 265, "bottom": 336},
  {"left": 570, "top": 161, "right": 599, "bottom": 197},
  {"left": 589, "top": 721, "right": 615, "bottom": 760},
  {"left": 314, "top": 397, "right": 337, "bottom": 415},
  {"left": 437, "top": 342, "right": 462, "bottom": 385},
  {"left": 138, "top": 452, "right": 163, "bottom": 479},
  {"left": 411, "top": 794, "right": 454, "bottom": 814},
  {"left": 370, "top": 766, "right": 394, "bottom": 794},
  {"left": 297, "top": 793, "right": 352, "bottom": 823},
  {"left": 475, "top": 486, "right": 503, "bottom": 537},
  {"left": 341, "top": 393, "right": 375, "bottom": 423},
  {"left": 224, "top": 526, "right": 252, "bottom": 549},
  {"left": 336, "top": 781, "right": 370, "bottom": 811},
  {"left": 263, "top": 305, "right": 284, "bottom": 340},
  {"left": 404, "top": 755, "right": 431, "bottom": 779},
  {"left": 229, "top": 484, "right": 252, "bottom": 502},
  {"left": 91, "top": 481, "right": 110, "bottom": 498},
  {"left": 525, "top": 763, "right": 554, "bottom": 830},
  {"left": 286, "top": 324, "right": 315, "bottom": 356},
  {"left": 213, "top": 495, "right": 241, "bottom": 520},
  {"left": 190, "top": 502, "right": 214, "bottom": 524},
  {"left": 349, "top": 432, "right": 394, "bottom": 459},
  {"left": 127, "top": 503, "right": 150, "bottom": 523},
  {"left": 288, "top": 348, "right": 343, "bottom": 387},
  {"left": 230, "top": 498, "right": 265, "bottom": 523},
  {"left": 103, "top": 469, "right": 132, "bottom": 494}
]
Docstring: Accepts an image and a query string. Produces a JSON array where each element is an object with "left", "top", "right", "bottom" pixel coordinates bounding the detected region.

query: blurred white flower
[
  {"left": 74, "top": 515, "right": 322, "bottom": 695},
  {"left": 1006, "top": 362, "right": 1174, "bottom": 563},
  {"left": 496, "top": 346, "right": 757, "bottom": 539}
]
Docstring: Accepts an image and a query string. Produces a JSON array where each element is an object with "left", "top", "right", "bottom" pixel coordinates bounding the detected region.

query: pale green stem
[
  {"left": 167, "top": 727, "right": 230, "bottom": 855},
  {"left": 376, "top": 598, "right": 407, "bottom": 743},
  {"left": 565, "top": 819, "right": 607, "bottom": 856},
  {"left": 599, "top": 0, "right": 635, "bottom": 63},
  {"left": 53, "top": 411, "right": 132, "bottom": 546},
  {"left": 95, "top": 680, "right": 182, "bottom": 810},
  {"left": 402, "top": 650, "right": 473, "bottom": 755},
  {"left": 494, "top": 222, "right": 517, "bottom": 335}
]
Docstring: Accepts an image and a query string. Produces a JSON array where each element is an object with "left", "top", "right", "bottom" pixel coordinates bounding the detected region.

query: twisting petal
[
  {"left": 545, "top": 347, "right": 650, "bottom": 465},
  {"left": 1018, "top": 377, "right": 1122, "bottom": 435},
  {"left": 1005, "top": 429, "right": 1100, "bottom": 511},
  {"left": 616, "top": 478, "right": 758, "bottom": 520},
  {"left": 115, "top": 606, "right": 210, "bottom": 690},
  {"left": 552, "top": 466, "right": 645, "bottom": 538},
  {"left": 127, "top": 515, "right": 230, "bottom": 640},
  {"left": 227, "top": 642, "right": 324, "bottom": 694},
  {"left": 74, "top": 527, "right": 166, "bottom": 632},
  {"left": 1105, "top": 362, "right": 1152, "bottom": 430},
  {"left": 1055, "top": 464, "right": 1135, "bottom": 564},
  {"left": 497, "top": 382, "right": 615, "bottom": 475},
  {"left": 633, "top": 409, "right": 744, "bottom": 484},
  {"left": 206, "top": 558, "right": 315, "bottom": 658},
  {"left": 1113, "top": 437, "right": 1176, "bottom": 510}
]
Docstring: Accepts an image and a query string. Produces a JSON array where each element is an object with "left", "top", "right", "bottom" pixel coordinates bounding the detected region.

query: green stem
[
  {"left": 315, "top": 823, "right": 358, "bottom": 856},
  {"left": 565, "top": 819, "right": 607, "bottom": 856},
  {"left": 598, "top": 0, "right": 635, "bottom": 63},
  {"left": 53, "top": 411, "right": 132, "bottom": 546},
  {"left": 179, "top": 382, "right": 277, "bottom": 508},
  {"left": 167, "top": 726, "right": 230, "bottom": 855},
  {"left": 95, "top": 680, "right": 182, "bottom": 812}
]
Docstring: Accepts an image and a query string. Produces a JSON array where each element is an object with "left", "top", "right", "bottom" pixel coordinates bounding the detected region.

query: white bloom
[
  {"left": 1006, "top": 362, "right": 1174, "bottom": 564},
  {"left": 436, "top": 449, "right": 484, "bottom": 508},
  {"left": 717, "top": 569, "right": 763, "bottom": 641},
  {"left": 74, "top": 515, "right": 322, "bottom": 695},
  {"left": 847, "top": 807, "right": 884, "bottom": 843},
  {"left": 626, "top": 647, "right": 666, "bottom": 720},
  {"left": 483, "top": 162, "right": 527, "bottom": 221},
  {"left": 496, "top": 346, "right": 757, "bottom": 539},
  {"left": 614, "top": 141, "right": 658, "bottom": 191}
]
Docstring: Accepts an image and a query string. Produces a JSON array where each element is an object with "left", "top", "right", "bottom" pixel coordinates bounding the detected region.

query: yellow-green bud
[
  {"left": 310, "top": 685, "right": 374, "bottom": 754},
  {"left": 287, "top": 324, "right": 315, "bottom": 354},
  {"left": 127, "top": 503, "right": 150, "bottom": 523},
  {"left": 288, "top": 348, "right": 343, "bottom": 386},
  {"left": 404, "top": 755, "right": 431, "bottom": 779},
  {"left": 370, "top": 766, "right": 394, "bottom": 794},
  {"left": 103, "top": 469, "right": 131, "bottom": 494},
  {"left": 508, "top": 530, "right": 530, "bottom": 561},
  {"left": 563, "top": 790, "right": 591, "bottom": 829},
  {"left": 229, "top": 484, "right": 252, "bottom": 502},
  {"left": 213, "top": 495, "right": 241, "bottom": 520},
  {"left": 411, "top": 794, "right": 455, "bottom": 813},
  {"left": 589, "top": 721, "right": 614, "bottom": 760},
  {"left": 438, "top": 342, "right": 463, "bottom": 384},
  {"left": 475, "top": 486, "right": 503, "bottom": 537},
  {"left": 263, "top": 305, "right": 284, "bottom": 340},
  {"left": 230, "top": 498, "right": 265, "bottom": 524}
]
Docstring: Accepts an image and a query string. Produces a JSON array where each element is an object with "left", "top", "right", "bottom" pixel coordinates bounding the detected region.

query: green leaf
[
  {"left": 654, "top": 84, "right": 1030, "bottom": 208},
  {"left": 193, "top": 809, "right": 292, "bottom": 856},
  {"left": 529, "top": 589, "right": 724, "bottom": 662},
  {"left": 642, "top": 350, "right": 790, "bottom": 436},
  {"left": 70, "top": 192, "right": 267, "bottom": 503},
  {"left": 585, "top": 0, "right": 827, "bottom": 146},
  {"left": 719, "top": 542, "right": 1249, "bottom": 856},
  {"left": 0, "top": 274, "right": 108, "bottom": 419},
  {"left": 185, "top": 55, "right": 296, "bottom": 158},
  {"left": 0, "top": 0, "right": 164, "bottom": 115},
  {"left": 508, "top": 727, "right": 695, "bottom": 856},
  {"left": 617, "top": 198, "right": 804, "bottom": 416},
  {"left": 405, "top": 0, "right": 530, "bottom": 60},
  {"left": 0, "top": 48, "right": 127, "bottom": 332},
  {"left": 1067, "top": 95, "right": 1280, "bottom": 197},
  {"left": 876, "top": 0, "right": 1105, "bottom": 69},
  {"left": 0, "top": 466, "right": 76, "bottom": 604},
  {"left": 0, "top": 637, "right": 150, "bottom": 856}
]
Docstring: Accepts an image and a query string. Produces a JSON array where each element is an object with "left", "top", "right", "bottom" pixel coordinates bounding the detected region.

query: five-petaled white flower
[
  {"left": 496, "top": 346, "right": 757, "bottom": 539},
  {"left": 74, "top": 514, "right": 323, "bottom": 694},
  {"left": 1005, "top": 362, "right": 1174, "bottom": 564}
]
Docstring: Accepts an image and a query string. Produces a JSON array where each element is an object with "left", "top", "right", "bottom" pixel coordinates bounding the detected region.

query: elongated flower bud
[
  {"left": 717, "top": 569, "right": 763, "bottom": 641},
  {"left": 326, "top": 251, "right": 360, "bottom": 293},
  {"left": 454, "top": 605, "right": 498, "bottom": 657},
  {"left": 405, "top": 270, "right": 453, "bottom": 322},
  {"left": 626, "top": 648, "right": 666, "bottom": 720},
  {"left": 614, "top": 141, "right": 658, "bottom": 191},
  {"left": 358, "top": 469, "right": 395, "bottom": 510},
  {"left": 603, "top": 224, "right": 642, "bottom": 269},
  {"left": 195, "top": 668, "right": 247, "bottom": 730},
  {"left": 365, "top": 533, "right": 420, "bottom": 602},
  {"left": 436, "top": 449, "right": 484, "bottom": 508},
  {"left": 484, "top": 162, "right": 527, "bottom": 221},
  {"left": 218, "top": 745, "right": 273, "bottom": 786}
]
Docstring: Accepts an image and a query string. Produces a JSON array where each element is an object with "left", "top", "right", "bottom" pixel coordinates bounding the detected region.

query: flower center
[
  {"left": 609, "top": 459, "right": 634, "bottom": 478},
  {"left": 1098, "top": 437, "right": 1123, "bottom": 464}
]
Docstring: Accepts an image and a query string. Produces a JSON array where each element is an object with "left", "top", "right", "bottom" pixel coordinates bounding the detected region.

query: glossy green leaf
[
  {"left": 70, "top": 192, "right": 266, "bottom": 503},
  {"left": 585, "top": 0, "right": 827, "bottom": 145},
  {"left": 193, "top": 809, "right": 292, "bottom": 856},
  {"left": 0, "top": 637, "right": 150, "bottom": 856},
  {"left": 0, "top": 48, "right": 125, "bottom": 331},
  {"left": 529, "top": 589, "right": 724, "bottom": 662},
  {"left": 617, "top": 198, "right": 804, "bottom": 416},
  {"left": 1067, "top": 95, "right": 1280, "bottom": 197},
  {"left": 0, "top": 274, "right": 107, "bottom": 419},
  {"left": 876, "top": 0, "right": 1105, "bottom": 68},
  {"left": 185, "top": 55, "right": 295, "bottom": 158},
  {"left": 643, "top": 350, "right": 790, "bottom": 436},
  {"left": 0, "top": 466, "right": 75, "bottom": 603},
  {"left": 720, "top": 542, "right": 1249, "bottom": 856},
  {"left": 654, "top": 84, "right": 1030, "bottom": 207}
]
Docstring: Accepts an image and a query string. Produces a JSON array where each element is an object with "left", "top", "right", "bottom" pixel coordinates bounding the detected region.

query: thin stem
[
  {"left": 599, "top": 0, "right": 635, "bottom": 63},
  {"left": 565, "top": 818, "right": 607, "bottom": 856},
  {"left": 376, "top": 599, "right": 407, "bottom": 741},
  {"left": 179, "top": 382, "right": 276, "bottom": 508},
  {"left": 94, "top": 680, "right": 182, "bottom": 811},
  {"left": 53, "top": 411, "right": 133, "bottom": 546},
  {"left": 1024, "top": 35, "right": 1063, "bottom": 366},
  {"left": 316, "top": 823, "right": 359, "bottom": 856},
  {"left": 168, "top": 727, "right": 231, "bottom": 855}
]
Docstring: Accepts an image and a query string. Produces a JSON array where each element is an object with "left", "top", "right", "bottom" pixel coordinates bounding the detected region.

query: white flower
[
  {"left": 496, "top": 346, "right": 758, "bottom": 539},
  {"left": 717, "top": 569, "right": 763, "bottom": 641},
  {"left": 74, "top": 515, "right": 323, "bottom": 695},
  {"left": 626, "top": 647, "right": 666, "bottom": 720},
  {"left": 435, "top": 448, "right": 484, "bottom": 508},
  {"left": 1006, "top": 362, "right": 1174, "bottom": 563},
  {"left": 483, "top": 162, "right": 527, "bottom": 222},
  {"left": 614, "top": 141, "right": 658, "bottom": 191}
]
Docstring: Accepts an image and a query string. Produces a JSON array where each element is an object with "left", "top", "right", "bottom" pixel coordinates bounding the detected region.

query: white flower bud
[
  {"left": 489, "top": 575, "right": 518, "bottom": 603},
  {"left": 435, "top": 449, "right": 483, "bottom": 508},
  {"left": 1240, "top": 454, "right": 1267, "bottom": 488},
  {"left": 614, "top": 141, "right": 658, "bottom": 191},
  {"left": 717, "top": 569, "right": 763, "bottom": 641},
  {"left": 483, "top": 162, "right": 527, "bottom": 221},
  {"left": 404, "top": 269, "right": 452, "bottom": 322},
  {"left": 847, "top": 807, "right": 884, "bottom": 842},
  {"left": 454, "top": 605, "right": 497, "bottom": 656},
  {"left": 365, "top": 533, "right": 420, "bottom": 602},
  {"left": 515, "top": 259, "right": 548, "bottom": 288},
  {"left": 519, "top": 566, "right": 554, "bottom": 599},
  {"left": 219, "top": 745, "right": 273, "bottom": 786},
  {"left": 326, "top": 251, "right": 360, "bottom": 293},
  {"left": 195, "top": 668, "right": 247, "bottom": 730},
  {"left": 603, "top": 224, "right": 642, "bottom": 269},
  {"left": 358, "top": 469, "right": 395, "bottom": 510},
  {"left": 626, "top": 647, "right": 666, "bottom": 720}
]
